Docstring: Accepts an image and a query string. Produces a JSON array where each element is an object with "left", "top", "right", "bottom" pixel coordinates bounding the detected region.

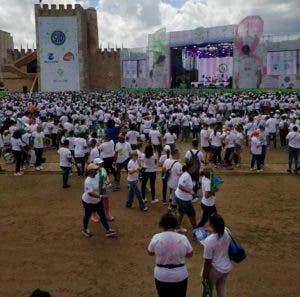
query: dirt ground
[{"left": 0, "top": 170, "right": 299, "bottom": 297}]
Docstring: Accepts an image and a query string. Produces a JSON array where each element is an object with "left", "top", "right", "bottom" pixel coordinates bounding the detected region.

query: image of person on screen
[{"left": 149, "top": 55, "right": 167, "bottom": 88}]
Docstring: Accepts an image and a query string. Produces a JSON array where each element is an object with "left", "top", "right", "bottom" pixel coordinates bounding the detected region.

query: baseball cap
[{"left": 93, "top": 158, "right": 104, "bottom": 165}]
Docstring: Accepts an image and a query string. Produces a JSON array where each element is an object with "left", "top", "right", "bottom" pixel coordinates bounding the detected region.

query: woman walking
[
  {"left": 174, "top": 162, "right": 198, "bottom": 232},
  {"left": 210, "top": 125, "right": 223, "bottom": 168},
  {"left": 148, "top": 212, "right": 193, "bottom": 297},
  {"left": 141, "top": 145, "right": 158, "bottom": 204},
  {"left": 10, "top": 130, "right": 24, "bottom": 176},
  {"left": 286, "top": 125, "right": 300, "bottom": 174},
  {"left": 81, "top": 163, "right": 117, "bottom": 238},
  {"left": 201, "top": 213, "right": 232, "bottom": 297}
]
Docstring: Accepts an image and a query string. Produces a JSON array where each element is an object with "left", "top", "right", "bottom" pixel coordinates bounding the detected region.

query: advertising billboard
[{"left": 38, "top": 16, "right": 80, "bottom": 92}]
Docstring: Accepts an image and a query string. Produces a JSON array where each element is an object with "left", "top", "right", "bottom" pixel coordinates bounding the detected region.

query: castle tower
[{"left": 86, "top": 8, "right": 99, "bottom": 56}]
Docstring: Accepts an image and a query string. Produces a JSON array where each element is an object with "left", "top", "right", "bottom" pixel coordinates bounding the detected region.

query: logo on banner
[
  {"left": 219, "top": 64, "right": 228, "bottom": 73},
  {"left": 51, "top": 31, "right": 66, "bottom": 46},
  {"left": 57, "top": 68, "right": 64, "bottom": 77},
  {"left": 63, "top": 52, "right": 74, "bottom": 61},
  {"left": 48, "top": 53, "right": 54, "bottom": 60}
]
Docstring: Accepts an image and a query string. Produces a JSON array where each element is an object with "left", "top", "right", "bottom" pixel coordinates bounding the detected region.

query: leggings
[
  {"left": 103, "top": 157, "right": 116, "bottom": 179},
  {"left": 211, "top": 146, "right": 222, "bottom": 165},
  {"left": 197, "top": 203, "right": 217, "bottom": 227},
  {"left": 13, "top": 150, "right": 22, "bottom": 173},
  {"left": 155, "top": 278, "right": 188, "bottom": 297},
  {"left": 82, "top": 201, "right": 110, "bottom": 231},
  {"left": 251, "top": 154, "right": 262, "bottom": 170},
  {"left": 141, "top": 171, "right": 156, "bottom": 200},
  {"left": 34, "top": 148, "right": 43, "bottom": 167}
]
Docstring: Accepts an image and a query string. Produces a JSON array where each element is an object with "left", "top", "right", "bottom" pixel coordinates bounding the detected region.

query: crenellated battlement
[
  {"left": 6, "top": 49, "right": 36, "bottom": 63},
  {"left": 34, "top": 3, "right": 84, "bottom": 16}
]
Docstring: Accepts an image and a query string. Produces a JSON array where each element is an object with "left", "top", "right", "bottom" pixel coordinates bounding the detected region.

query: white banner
[
  {"left": 123, "top": 61, "right": 137, "bottom": 79},
  {"left": 38, "top": 16, "right": 80, "bottom": 92},
  {"left": 198, "top": 57, "right": 233, "bottom": 80},
  {"left": 267, "top": 51, "right": 297, "bottom": 75}
]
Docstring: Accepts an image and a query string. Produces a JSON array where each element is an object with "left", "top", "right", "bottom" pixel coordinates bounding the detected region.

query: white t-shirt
[
  {"left": 148, "top": 231, "right": 193, "bottom": 282},
  {"left": 286, "top": 131, "right": 300, "bottom": 148},
  {"left": 201, "top": 176, "right": 215, "bottom": 207},
  {"left": 126, "top": 130, "right": 139, "bottom": 145},
  {"left": 127, "top": 159, "right": 139, "bottom": 181},
  {"left": 74, "top": 137, "right": 87, "bottom": 158},
  {"left": 90, "top": 147, "right": 100, "bottom": 162},
  {"left": 32, "top": 131, "right": 44, "bottom": 148},
  {"left": 163, "top": 158, "right": 182, "bottom": 189},
  {"left": 149, "top": 130, "right": 161, "bottom": 145},
  {"left": 175, "top": 172, "right": 193, "bottom": 201},
  {"left": 266, "top": 118, "right": 277, "bottom": 133},
  {"left": 250, "top": 136, "right": 262, "bottom": 155},
  {"left": 99, "top": 140, "right": 115, "bottom": 158},
  {"left": 203, "top": 228, "right": 232, "bottom": 274},
  {"left": 58, "top": 147, "right": 72, "bottom": 167},
  {"left": 81, "top": 176, "right": 99, "bottom": 204},
  {"left": 164, "top": 132, "right": 177, "bottom": 144},
  {"left": 11, "top": 137, "right": 23, "bottom": 151},
  {"left": 115, "top": 142, "right": 131, "bottom": 163},
  {"left": 200, "top": 129, "right": 210, "bottom": 148},
  {"left": 210, "top": 132, "right": 222, "bottom": 147},
  {"left": 142, "top": 154, "right": 157, "bottom": 172}
]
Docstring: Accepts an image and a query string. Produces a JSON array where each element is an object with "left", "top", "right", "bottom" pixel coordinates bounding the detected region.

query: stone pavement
[{"left": 0, "top": 162, "right": 292, "bottom": 176}]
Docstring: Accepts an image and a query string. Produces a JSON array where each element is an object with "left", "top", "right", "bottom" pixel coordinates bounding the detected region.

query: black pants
[
  {"left": 61, "top": 166, "right": 71, "bottom": 187},
  {"left": 211, "top": 146, "right": 222, "bottom": 165},
  {"left": 197, "top": 203, "right": 217, "bottom": 227},
  {"left": 251, "top": 154, "right": 262, "bottom": 170},
  {"left": 224, "top": 147, "right": 234, "bottom": 166},
  {"left": 279, "top": 130, "right": 288, "bottom": 147},
  {"left": 261, "top": 145, "right": 266, "bottom": 166},
  {"left": 51, "top": 133, "right": 59, "bottom": 149},
  {"left": 34, "top": 148, "right": 43, "bottom": 167},
  {"left": 141, "top": 171, "right": 156, "bottom": 200},
  {"left": 75, "top": 157, "right": 85, "bottom": 176},
  {"left": 155, "top": 278, "right": 188, "bottom": 297},
  {"left": 162, "top": 179, "right": 167, "bottom": 203},
  {"left": 13, "top": 150, "right": 22, "bottom": 173},
  {"left": 82, "top": 201, "right": 110, "bottom": 231},
  {"left": 103, "top": 157, "right": 116, "bottom": 179}
]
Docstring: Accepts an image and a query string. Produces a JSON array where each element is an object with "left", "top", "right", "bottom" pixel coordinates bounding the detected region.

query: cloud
[{"left": 0, "top": 0, "right": 299, "bottom": 49}]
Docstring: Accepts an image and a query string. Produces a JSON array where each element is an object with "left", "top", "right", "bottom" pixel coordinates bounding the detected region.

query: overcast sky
[{"left": 0, "top": 0, "right": 299, "bottom": 49}]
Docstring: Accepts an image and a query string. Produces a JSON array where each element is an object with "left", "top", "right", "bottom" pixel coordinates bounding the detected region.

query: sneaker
[
  {"left": 250, "top": 168, "right": 255, "bottom": 171},
  {"left": 14, "top": 172, "right": 23, "bottom": 176},
  {"left": 63, "top": 185, "right": 71, "bottom": 188},
  {"left": 39, "top": 166, "right": 44, "bottom": 170},
  {"left": 143, "top": 198, "right": 148, "bottom": 203},
  {"left": 256, "top": 169, "right": 264, "bottom": 173},
  {"left": 142, "top": 207, "right": 148, "bottom": 211},
  {"left": 151, "top": 199, "right": 159, "bottom": 204},
  {"left": 21, "top": 166, "right": 27, "bottom": 171},
  {"left": 287, "top": 169, "right": 292, "bottom": 173},
  {"left": 36, "top": 167, "right": 41, "bottom": 171},
  {"left": 82, "top": 229, "right": 93, "bottom": 237},
  {"left": 105, "top": 229, "right": 117, "bottom": 238},
  {"left": 175, "top": 228, "right": 187, "bottom": 233}
]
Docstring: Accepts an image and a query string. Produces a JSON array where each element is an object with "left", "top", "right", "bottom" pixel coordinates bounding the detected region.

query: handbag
[
  {"left": 228, "top": 233, "right": 246, "bottom": 263},
  {"left": 202, "top": 284, "right": 212, "bottom": 297},
  {"left": 162, "top": 160, "right": 178, "bottom": 182}
]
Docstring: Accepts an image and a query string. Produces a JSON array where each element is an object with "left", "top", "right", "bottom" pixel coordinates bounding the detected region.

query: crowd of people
[{"left": 1, "top": 90, "right": 300, "bottom": 296}]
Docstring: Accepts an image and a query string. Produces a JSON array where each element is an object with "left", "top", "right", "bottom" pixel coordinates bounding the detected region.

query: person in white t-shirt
[
  {"left": 265, "top": 113, "right": 277, "bottom": 148},
  {"left": 286, "top": 126, "right": 300, "bottom": 173},
  {"left": 74, "top": 133, "right": 87, "bottom": 176},
  {"left": 164, "top": 128, "right": 177, "bottom": 152},
  {"left": 174, "top": 162, "right": 198, "bottom": 232},
  {"left": 89, "top": 139, "right": 100, "bottom": 163},
  {"left": 10, "top": 130, "right": 25, "bottom": 176},
  {"left": 148, "top": 212, "right": 193, "bottom": 297},
  {"left": 126, "top": 151, "right": 148, "bottom": 211},
  {"left": 197, "top": 166, "right": 217, "bottom": 227},
  {"left": 57, "top": 139, "right": 72, "bottom": 188},
  {"left": 32, "top": 125, "right": 45, "bottom": 170},
  {"left": 200, "top": 124, "right": 211, "bottom": 164},
  {"left": 250, "top": 130, "right": 262, "bottom": 171},
  {"left": 149, "top": 124, "right": 162, "bottom": 157},
  {"left": 114, "top": 134, "right": 132, "bottom": 191},
  {"left": 81, "top": 163, "right": 117, "bottom": 238},
  {"left": 99, "top": 135, "right": 116, "bottom": 179},
  {"left": 126, "top": 124, "right": 140, "bottom": 149},
  {"left": 201, "top": 213, "right": 232, "bottom": 297},
  {"left": 162, "top": 149, "right": 182, "bottom": 208}
]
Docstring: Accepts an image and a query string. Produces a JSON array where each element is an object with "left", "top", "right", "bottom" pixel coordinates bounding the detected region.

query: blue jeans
[
  {"left": 60, "top": 166, "right": 71, "bottom": 187},
  {"left": 127, "top": 181, "right": 145, "bottom": 210},
  {"left": 288, "top": 146, "right": 299, "bottom": 171}
]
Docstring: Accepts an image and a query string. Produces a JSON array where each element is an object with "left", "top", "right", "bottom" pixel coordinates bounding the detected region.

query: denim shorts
[{"left": 175, "top": 196, "right": 196, "bottom": 217}]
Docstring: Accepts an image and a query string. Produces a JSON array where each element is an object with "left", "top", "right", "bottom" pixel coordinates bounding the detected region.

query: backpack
[
  {"left": 162, "top": 161, "right": 178, "bottom": 182},
  {"left": 189, "top": 150, "right": 200, "bottom": 169}
]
